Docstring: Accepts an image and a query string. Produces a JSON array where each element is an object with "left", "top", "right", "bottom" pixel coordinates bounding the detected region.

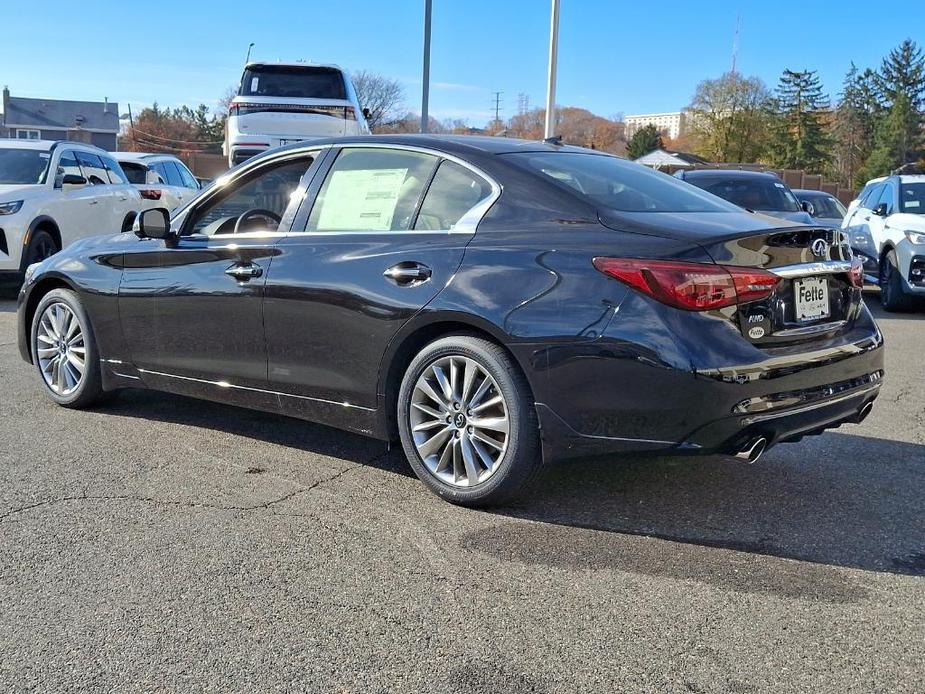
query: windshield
[
  {"left": 694, "top": 177, "right": 801, "bottom": 212},
  {"left": 899, "top": 182, "right": 925, "bottom": 214},
  {"left": 0, "top": 148, "right": 50, "bottom": 184},
  {"left": 505, "top": 152, "right": 738, "bottom": 213},
  {"left": 240, "top": 66, "right": 346, "bottom": 100}
]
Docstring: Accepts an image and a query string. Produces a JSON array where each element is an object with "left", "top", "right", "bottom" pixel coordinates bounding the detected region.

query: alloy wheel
[
  {"left": 36, "top": 302, "right": 86, "bottom": 395},
  {"left": 409, "top": 355, "right": 510, "bottom": 488}
]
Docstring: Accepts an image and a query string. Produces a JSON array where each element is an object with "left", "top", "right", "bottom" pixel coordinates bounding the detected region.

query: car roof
[
  {"left": 269, "top": 134, "right": 607, "bottom": 158},
  {"left": 113, "top": 152, "right": 179, "bottom": 162},
  {"left": 681, "top": 169, "right": 781, "bottom": 180},
  {"left": 245, "top": 61, "right": 345, "bottom": 71},
  {"left": 0, "top": 139, "right": 110, "bottom": 154},
  {"left": 898, "top": 174, "right": 925, "bottom": 183}
]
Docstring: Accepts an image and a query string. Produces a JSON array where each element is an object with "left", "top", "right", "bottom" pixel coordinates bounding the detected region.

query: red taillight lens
[
  {"left": 592, "top": 257, "right": 780, "bottom": 311},
  {"left": 848, "top": 257, "right": 864, "bottom": 288},
  {"left": 229, "top": 103, "right": 240, "bottom": 115},
  {"left": 140, "top": 189, "right": 162, "bottom": 200}
]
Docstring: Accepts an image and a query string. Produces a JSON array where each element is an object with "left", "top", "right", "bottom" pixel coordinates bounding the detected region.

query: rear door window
[
  {"left": 305, "top": 148, "right": 437, "bottom": 232},
  {"left": 160, "top": 161, "right": 185, "bottom": 187},
  {"left": 100, "top": 155, "right": 129, "bottom": 185},
  {"left": 120, "top": 161, "right": 149, "bottom": 184},
  {"left": 414, "top": 161, "right": 493, "bottom": 230},
  {"left": 74, "top": 151, "right": 109, "bottom": 185}
]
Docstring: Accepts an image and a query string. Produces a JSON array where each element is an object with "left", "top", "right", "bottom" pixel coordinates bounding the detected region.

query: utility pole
[
  {"left": 492, "top": 91, "right": 503, "bottom": 125},
  {"left": 544, "top": 0, "right": 560, "bottom": 140},
  {"left": 421, "top": 0, "right": 432, "bottom": 133},
  {"left": 731, "top": 15, "right": 740, "bottom": 78},
  {"left": 127, "top": 103, "right": 136, "bottom": 149}
]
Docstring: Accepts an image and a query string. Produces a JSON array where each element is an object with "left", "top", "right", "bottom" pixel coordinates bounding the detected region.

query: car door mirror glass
[
  {"left": 136, "top": 208, "right": 172, "bottom": 239},
  {"left": 873, "top": 203, "right": 888, "bottom": 217},
  {"left": 801, "top": 200, "right": 814, "bottom": 215}
]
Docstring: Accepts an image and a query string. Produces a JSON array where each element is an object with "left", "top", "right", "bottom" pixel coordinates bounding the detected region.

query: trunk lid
[{"left": 599, "top": 210, "right": 860, "bottom": 346}]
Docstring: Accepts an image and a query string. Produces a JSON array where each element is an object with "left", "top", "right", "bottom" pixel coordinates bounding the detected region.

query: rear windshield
[
  {"left": 505, "top": 152, "right": 738, "bottom": 213},
  {"left": 804, "top": 194, "right": 846, "bottom": 218},
  {"left": 693, "top": 176, "right": 801, "bottom": 212},
  {"left": 240, "top": 66, "right": 346, "bottom": 100},
  {"left": 0, "top": 148, "right": 50, "bottom": 184},
  {"left": 899, "top": 182, "right": 925, "bottom": 213},
  {"left": 120, "top": 161, "right": 148, "bottom": 184}
]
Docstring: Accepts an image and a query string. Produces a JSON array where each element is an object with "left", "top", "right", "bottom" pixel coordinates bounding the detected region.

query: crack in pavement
[{"left": 0, "top": 450, "right": 384, "bottom": 524}]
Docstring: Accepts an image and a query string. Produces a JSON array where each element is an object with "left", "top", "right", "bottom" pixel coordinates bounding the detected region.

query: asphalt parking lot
[{"left": 0, "top": 291, "right": 922, "bottom": 693}]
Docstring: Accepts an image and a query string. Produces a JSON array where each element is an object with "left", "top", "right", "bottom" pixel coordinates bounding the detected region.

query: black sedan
[{"left": 17, "top": 136, "right": 884, "bottom": 507}]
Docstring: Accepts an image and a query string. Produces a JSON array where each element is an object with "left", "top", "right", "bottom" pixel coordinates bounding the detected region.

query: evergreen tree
[
  {"left": 626, "top": 124, "right": 664, "bottom": 159},
  {"left": 769, "top": 69, "right": 831, "bottom": 172},
  {"left": 834, "top": 64, "right": 880, "bottom": 187},
  {"left": 877, "top": 39, "right": 925, "bottom": 110},
  {"left": 865, "top": 94, "right": 917, "bottom": 177}
]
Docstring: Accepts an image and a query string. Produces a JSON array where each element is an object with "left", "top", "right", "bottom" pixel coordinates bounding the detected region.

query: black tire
[
  {"left": 879, "top": 250, "right": 914, "bottom": 312},
  {"left": 397, "top": 335, "right": 541, "bottom": 507},
  {"left": 22, "top": 229, "right": 58, "bottom": 268},
  {"left": 30, "top": 288, "right": 105, "bottom": 408}
]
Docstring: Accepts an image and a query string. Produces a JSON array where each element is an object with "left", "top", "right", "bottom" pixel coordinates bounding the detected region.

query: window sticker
[
  {"left": 251, "top": 77, "right": 259, "bottom": 92},
  {"left": 906, "top": 200, "right": 920, "bottom": 208},
  {"left": 774, "top": 182, "right": 785, "bottom": 188},
  {"left": 316, "top": 168, "right": 409, "bottom": 230}
]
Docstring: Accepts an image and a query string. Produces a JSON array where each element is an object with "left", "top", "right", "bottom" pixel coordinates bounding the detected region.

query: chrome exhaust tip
[
  {"left": 734, "top": 437, "right": 768, "bottom": 464},
  {"left": 855, "top": 402, "right": 873, "bottom": 424}
]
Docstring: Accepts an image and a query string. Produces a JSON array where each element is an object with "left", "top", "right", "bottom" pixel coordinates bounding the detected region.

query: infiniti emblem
[{"left": 811, "top": 238, "right": 828, "bottom": 258}]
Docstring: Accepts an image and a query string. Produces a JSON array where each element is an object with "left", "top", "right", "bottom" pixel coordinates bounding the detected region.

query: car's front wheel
[
  {"left": 23, "top": 229, "right": 58, "bottom": 268},
  {"left": 31, "top": 288, "right": 105, "bottom": 408},
  {"left": 397, "top": 335, "right": 541, "bottom": 507},
  {"left": 879, "top": 250, "right": 915, "bottom": 312}
]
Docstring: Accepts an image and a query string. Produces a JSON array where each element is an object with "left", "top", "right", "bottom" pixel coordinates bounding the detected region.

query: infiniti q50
[{"left": 17, "top": 135, "right": 884, "bottom": 506}]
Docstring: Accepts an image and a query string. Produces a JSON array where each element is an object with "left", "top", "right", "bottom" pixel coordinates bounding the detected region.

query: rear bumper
[{"left": 531, "top": 307, "right": 885, "bottom": 463}]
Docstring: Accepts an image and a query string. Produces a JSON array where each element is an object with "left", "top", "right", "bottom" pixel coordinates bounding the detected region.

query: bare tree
[{"left": 351, "top": 71, "right": 405, "bottom": 132}]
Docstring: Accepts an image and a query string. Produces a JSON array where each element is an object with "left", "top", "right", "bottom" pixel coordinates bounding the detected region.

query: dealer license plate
[{"left": 794, "top": 276, "right": 830, "bottom": 322}]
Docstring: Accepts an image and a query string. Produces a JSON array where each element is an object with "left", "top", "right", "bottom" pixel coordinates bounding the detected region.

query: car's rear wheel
[
  {"left": 23, "top": 230, "right": 58, "bottom": 268},
  {"left": 31, "top": 288, "right": 105, "bottom": 408},
  {"left": 397, "top": 335, "right": 540, "bottom": 507},
  {"left": 879, "top": 250, "right": 915, "bottom": 312}
]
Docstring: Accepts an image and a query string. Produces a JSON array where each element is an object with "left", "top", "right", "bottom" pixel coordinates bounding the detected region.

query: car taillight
[
  {"left": 592, "top": 257, "right": 780, "bottom": 311},
  {"left": 140, "top": 189, "right": 162, "bottom": 200},
  {"left": 229, "top": 103, "right": 240, "bottom": 115},
  {"left": 848, "top": 257, "right": 864, "bottom": 288}
]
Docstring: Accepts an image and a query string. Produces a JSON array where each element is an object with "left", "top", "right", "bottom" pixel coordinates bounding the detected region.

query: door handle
[
  {"left": 88, "top": 200, "right": 99, "bottom": 205},
  {"left": 225, "top": 262, "right": 263, "bottom": 281},
  {"left": 384, "top": 262, "right": 432, "bottom": 286}
]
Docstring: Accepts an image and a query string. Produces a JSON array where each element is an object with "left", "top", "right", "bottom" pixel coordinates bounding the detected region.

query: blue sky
[{"left": 2, "top": 0, "right": 922, "bottom": 125}]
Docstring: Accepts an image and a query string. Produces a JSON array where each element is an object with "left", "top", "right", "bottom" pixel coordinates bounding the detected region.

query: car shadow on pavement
[
  {"left": 487, "top": 431, "right": 925, "bottom": 581},
  {"left": 100, "top": 388, "right": 411, "bottom": 478}
]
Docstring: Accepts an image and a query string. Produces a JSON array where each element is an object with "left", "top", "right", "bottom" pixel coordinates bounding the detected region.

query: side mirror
[
  {"left": 59, "top": 173, "right": 87, "bottom": 190},
  {"left": 872, "top": 203, "right": 888, "bottom": 217},
  {"left": 135, "top": 208, "right": 172, "bottom": 239},
  {"left": 362, "top": 107, "right": 371, "bottom": 120},
  {"left": 801, "top": 200, "right": 815, "bottom": 216}
]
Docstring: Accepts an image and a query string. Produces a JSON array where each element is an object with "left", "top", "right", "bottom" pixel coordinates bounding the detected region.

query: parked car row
[
  {"left": 672, "top": 166, "right": 924, "bottom": 312},
  {"left": 0, "top": 140, "right": 203, "bottom": 284}
]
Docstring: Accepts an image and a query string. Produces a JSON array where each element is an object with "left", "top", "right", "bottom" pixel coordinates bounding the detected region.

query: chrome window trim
[
  {"left": 772, "top": 260, "right": 853, "bottom": 278},
  {"left": 286, "top": 142, "right": 502, "bottom": 237}
]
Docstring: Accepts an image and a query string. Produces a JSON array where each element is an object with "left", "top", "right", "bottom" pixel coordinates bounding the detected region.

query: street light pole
[
  {"left": 421, "top": 0, "right": 432, "bottom": 133},
  {"left": 544, "top": 0, "right": 560, "bottom": 140}
]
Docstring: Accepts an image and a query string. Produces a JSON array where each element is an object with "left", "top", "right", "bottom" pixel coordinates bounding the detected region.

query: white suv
[
  {"left": 0, "top": 140, "right": 141, "bottom": 282},
  {"left": 224, "top": 62, "right": 370, "bottom": 166},
  {"left": 843, "top": 174, "right": 925, "bottom": 310},
  {"left": 114, "top": 152, "right": 201, "bottom": 211}
]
